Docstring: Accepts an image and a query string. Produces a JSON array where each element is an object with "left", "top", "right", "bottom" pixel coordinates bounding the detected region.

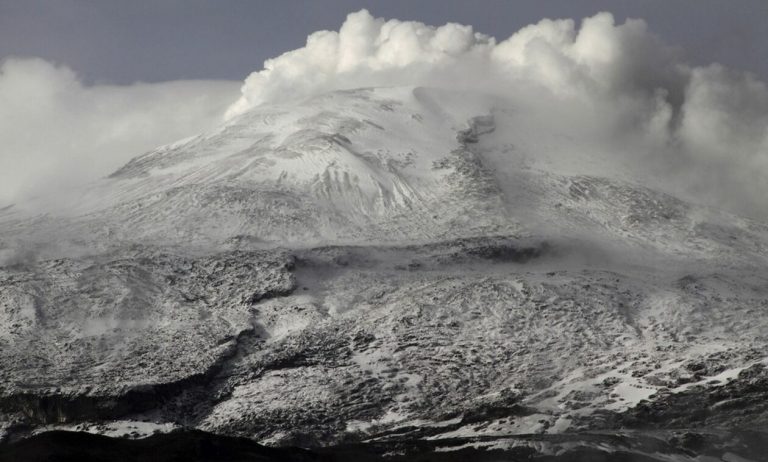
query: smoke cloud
[
  {"left": 228, "top": 10, "right": 768, "bottom": 217},
  {"left": 0, "top": 57, "right": 239, "bottom": 206},
  {"left": 226, "top": 10, "right": 686, "bottom": 115}
]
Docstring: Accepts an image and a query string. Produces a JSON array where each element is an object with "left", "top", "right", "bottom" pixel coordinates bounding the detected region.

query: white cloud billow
[{"left": 226, "top": 10, "right": 686, "bottom": 115}]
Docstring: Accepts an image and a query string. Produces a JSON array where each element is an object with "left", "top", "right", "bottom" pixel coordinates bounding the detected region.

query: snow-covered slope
[
  {"left": 0, "top": 87, "right": 511, "bottom": 247},
  {"left": 4, "top": 87, "right": 766, "bottom": 260},
  {"left": 1, "top": 87, "right": 768, "bottom": 460}
]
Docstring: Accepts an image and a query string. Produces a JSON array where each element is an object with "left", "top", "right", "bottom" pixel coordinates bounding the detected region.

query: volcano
[{"left": 1, "top": 86, "right": 767, "bottom": 461}]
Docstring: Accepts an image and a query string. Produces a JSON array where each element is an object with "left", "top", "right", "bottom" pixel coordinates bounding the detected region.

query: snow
[
  {"left": 1, "top": 86, "right": 768, "bottom": 454},
  {"left": 28, "top": 420, "right": 178, "bottom": 440}
]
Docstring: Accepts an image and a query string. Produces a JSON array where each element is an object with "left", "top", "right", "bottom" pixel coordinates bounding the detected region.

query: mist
[{"left": 0, "top": 57, "right": 240, "bottom": 207}]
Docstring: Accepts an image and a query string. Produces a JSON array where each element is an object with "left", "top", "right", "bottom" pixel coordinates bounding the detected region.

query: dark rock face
[
  {"left": 3, "top": 429, "right": 768, "bottom": 462},
  {"left": 0, "top": 430, "right": 325, "bottom": 462},
  {"left": 603, "top": 363, "right": 768, "bottom": 430},
  {"left": 0, "top": 359, "right": 233, "bottom": 425}
]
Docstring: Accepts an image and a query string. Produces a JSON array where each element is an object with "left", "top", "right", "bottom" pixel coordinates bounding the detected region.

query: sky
[
  {"left": 1, "top": 0, "right": 767, "bottom": 84},
  {"left": 0, "top": 1, "right": 767, "bottom": 218}
]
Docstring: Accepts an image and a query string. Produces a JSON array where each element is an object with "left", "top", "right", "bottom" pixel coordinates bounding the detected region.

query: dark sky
[{"left": 1, "top": 0, "right": 767, "bottom": 84}]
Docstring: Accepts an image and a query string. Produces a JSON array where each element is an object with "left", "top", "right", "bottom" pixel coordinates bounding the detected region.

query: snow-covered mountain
[
  {"left": 1, "top": 87, "right": 768, "bottom": 461},
  {"left": 6, "top": 86, "right": 767, "bottom": 256}
]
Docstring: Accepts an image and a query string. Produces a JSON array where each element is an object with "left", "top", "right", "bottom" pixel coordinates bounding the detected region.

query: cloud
[
  {"left": 227, "top": 10, "right": 768, "bottom": 218},
  {"left": 0, "top": 57, "right": 239, "bottom": 206},
  {"left": 225, "top": 10, "right": 686, "bottom": 115},
  {"left": 224, "top": 10, "right": 496, "bottom": 119}
]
